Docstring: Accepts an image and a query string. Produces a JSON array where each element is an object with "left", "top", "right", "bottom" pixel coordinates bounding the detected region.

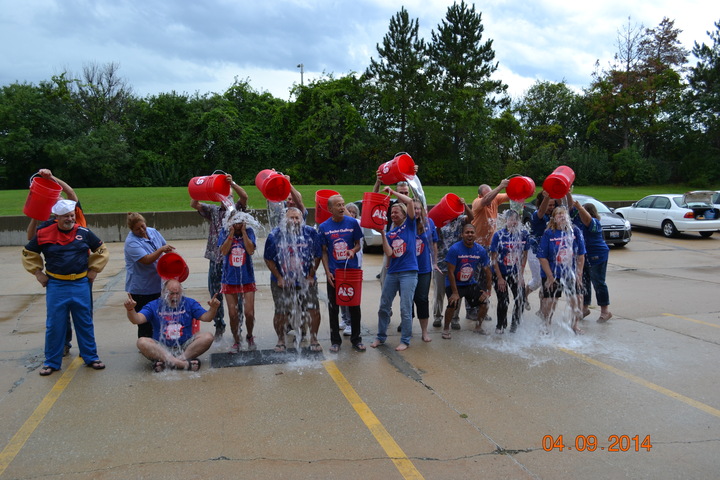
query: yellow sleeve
[
  {"left": 88, "top": 244, "right": 110, "bottom": 272},
  {"left": 21, "top": 248, "right": 44, "bottom": 274}
]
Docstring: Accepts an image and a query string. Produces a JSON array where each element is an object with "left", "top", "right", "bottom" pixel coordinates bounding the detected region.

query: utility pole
[{"left": 297, "top": 63, "right": 304, "bottom": 86}]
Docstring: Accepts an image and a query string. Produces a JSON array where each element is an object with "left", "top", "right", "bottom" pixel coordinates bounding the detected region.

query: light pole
[{"left": 297, "top": 63, "right": 304, "bottom": 86}]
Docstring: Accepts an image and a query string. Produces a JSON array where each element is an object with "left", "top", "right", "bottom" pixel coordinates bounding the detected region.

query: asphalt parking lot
[{"left": 0, "top": 229, "right": 718, "bottom": 479}]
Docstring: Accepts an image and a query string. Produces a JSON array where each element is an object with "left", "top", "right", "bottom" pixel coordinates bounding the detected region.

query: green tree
[
  {"left": 427, "top": 1, "right": 508, "bottom": 182},
  {"left": 685, "top": 19, "right": 720, "bottom": 184},
  {"left": 289, "top": 74, "right": 370, "bottom": 184},
  {"left": 364, "top": 7, "right": 429, "bottom": 151}
]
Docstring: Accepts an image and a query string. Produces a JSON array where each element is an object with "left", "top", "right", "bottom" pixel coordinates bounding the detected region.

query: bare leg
[
  {"left": 419, "top": 318, "right": 431, "bottom": 342},
  {"left": 442, "top": 304, "right": 456, "bottom": 338},
  {"left": 308, "top": 308, "right": 322, "bottom": 349},
  {"left": 243, "top": 291, "right": 255, "bottom": 337},
  {"left": 226, "top": 293, "right": 242, "bottom": 345},
  {"left": 273, "top": 312, "right": 288, "bottom": 350}
]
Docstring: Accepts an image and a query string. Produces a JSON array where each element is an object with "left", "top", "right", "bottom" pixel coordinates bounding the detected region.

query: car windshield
[{"left": 577, "top": 196, "right": 612, "bottom": 214}]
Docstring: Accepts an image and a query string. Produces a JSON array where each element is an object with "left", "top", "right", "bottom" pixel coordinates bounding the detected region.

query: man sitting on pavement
[{"left": 123, "top": 279, "right": 220, "bottom": 372}]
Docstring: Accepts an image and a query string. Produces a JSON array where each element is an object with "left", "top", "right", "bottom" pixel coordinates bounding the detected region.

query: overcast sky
[{"left": 1, "top": 0, "right": 718, "bottom": 102}]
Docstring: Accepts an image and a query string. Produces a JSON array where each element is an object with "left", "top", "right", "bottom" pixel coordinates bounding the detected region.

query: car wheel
[
  {"left": 662, "top": 220, "right": 678, "bottom": 238},
  {"left": 699, "top": 231, "right": 714, "bottom": 238}
]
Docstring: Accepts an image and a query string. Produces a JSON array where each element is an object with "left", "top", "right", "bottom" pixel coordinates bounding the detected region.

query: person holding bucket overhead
[
  {"left": 218, "top": 211, "right": 257, "bottom": 352},
  {"left": 370, "top": 187, "right": 418, "bottom": 351},
  {"left": 190, "top": 173, "right": 248, "bottom": 341},
  {"left": 124, "top": 212, "right": 174, "bottom": 338},
  {"left": 25, "top": 169, "right": 87, "bottom": 358},
  {"left": 318, "top": 195, "right": 365, "bottom": 353}
]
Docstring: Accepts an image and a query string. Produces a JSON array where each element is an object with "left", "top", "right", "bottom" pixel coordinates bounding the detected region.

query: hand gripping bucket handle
[
  {"left": 377, "top": 152, "right": 416, "bottom": 185},
  {"left": 360, "top": 191, "right": 391, "bottom": 231},
  {"left": 255, "top": 169, "right": 291, "bottom": 203},
  {"left": 188, "top": 171, "right": 231, "bottom": 202},
  {"left": 23, "top": 173, "right": 63, "bottom": 221},
  {"left": 506, "top": 175, "right": 536, "bottom": 202},
  {"left": 335, "top": 258, "right": 362, "bottom": 307}
]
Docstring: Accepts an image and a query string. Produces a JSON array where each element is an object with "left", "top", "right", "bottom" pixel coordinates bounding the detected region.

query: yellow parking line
[
  {"left": 323, "top": 360, "right": 425, "bottom": 480},
  {"left": 558, "top": 348, "right": 720, "bottom": 418},
  {"left": 0, "top": 357, "right": 83, "bottom": 476},
  {"left": 662, "top": 313, "right": 720, "bottom": 329}
]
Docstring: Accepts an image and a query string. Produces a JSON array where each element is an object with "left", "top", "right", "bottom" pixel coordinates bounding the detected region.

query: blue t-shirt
[
  {"left": 140, "top": 297, "right": 207, "bottom": 347},
  {"left": 217, "top": 227, "right": 256, "bottom": 285},
  {"left": 263, "top": 225, "right": 322, "bottom": 285},
  {"left": 124, "top": 227, "right": 167, "bottom": 295},
  {"left": 490, "top": 228, "right": 531, "bottom": 277},
  {"left": 537, "top": 226, "right": 586, "bottom": 279},
  {"left": 444, "top": 241, "right": 490, "bottom": 287},
  {"left": 415, "top": 217, "right": 438, "bottom": 274},
  {"left": 318, "top": 216, "right": 364, "bottom": 274},
  {"left": 572, "top": 214, "right": 609, "bottom": 266},
  {"left": 386, "top": 216, "right": 418, "bottom": 274}
]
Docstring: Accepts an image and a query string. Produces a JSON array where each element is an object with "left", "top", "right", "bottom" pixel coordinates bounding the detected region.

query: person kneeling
[{"left": 124, "top": 279, "right": 220, "bottom": 372}]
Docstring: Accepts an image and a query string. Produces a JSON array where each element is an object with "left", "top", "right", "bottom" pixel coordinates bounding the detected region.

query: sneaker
[
  {"left": 432, "top": 319, "right": 442, "bottom": 328},
  {"left": 451, "top": 320, "right": 461, "bottom": 330},
  {"left": 339, "top": 320, "right": 348, "bottom": 330},
  {"left": 343, "top": 325, "right": 352, "bottom": 336},
  {"left": 246, "top": 335, "right": 257, "bottom": 351},
  {"left": 229, "top": 342, "right": 240, "bottom": 353},
  {"left": 495, "top": 328, "right": 504, "bottom": 334}
]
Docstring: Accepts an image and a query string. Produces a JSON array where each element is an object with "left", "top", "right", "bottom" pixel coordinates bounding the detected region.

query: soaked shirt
[
  {"left": 217, "top": 227, "right": 256, "bottom": 286},
  {"left": 264, "top": 225, "right": 322, "bottom": 285},
  {"left": 537, "top": 226, "right": 586, "bottom": 279},
  {"left": 490, "top": 228, "right": 530, "bottom": 277},
  {"left": 140, "top": 297, "right": 206, "bottom": 347}
]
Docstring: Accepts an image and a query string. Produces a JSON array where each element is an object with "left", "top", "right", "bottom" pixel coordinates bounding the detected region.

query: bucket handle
[
  {"left": 212, "top": 169, "right": 228, "bottom": 176},
  {"left": 28, "top": 173, "right": 40, "bottom": 187},
  {"left": 393, "top": 151, "right": 409, "bottom": 159}
]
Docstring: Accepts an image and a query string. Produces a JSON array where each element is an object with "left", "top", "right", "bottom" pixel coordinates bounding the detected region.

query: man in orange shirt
[
  {"left": 471, "top": 179, "right": 510, "bottom": 248},
  {"left": 469, "top": 179, "right": 509, "bottom": 322}
]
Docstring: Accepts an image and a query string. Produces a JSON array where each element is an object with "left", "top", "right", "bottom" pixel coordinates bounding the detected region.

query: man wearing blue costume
[{"left": 22, "top": 199, "right": 110, "bottom": 376}]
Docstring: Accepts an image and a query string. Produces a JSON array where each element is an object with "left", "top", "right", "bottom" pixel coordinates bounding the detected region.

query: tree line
[{"left": 1, "top": 2, "right": 719, "bottom": 190}]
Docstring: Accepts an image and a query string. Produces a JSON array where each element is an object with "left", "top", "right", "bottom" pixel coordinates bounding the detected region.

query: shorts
[
  {"left": 445, "top": 283, "right": 488, "bottom": 309},
  {"left": 541, "top": 278, "right": 578, "bottom": 298},
  {"left": 271, "top": 281, "right": 319, "bottom": 314},
  {"left": 220, "top": 283, "right": 257, "bottom": 294}
]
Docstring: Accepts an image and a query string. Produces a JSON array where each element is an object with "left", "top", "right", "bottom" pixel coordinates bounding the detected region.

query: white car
[{"left": 615, "top": 192, "right": 720, "bottom": 238}]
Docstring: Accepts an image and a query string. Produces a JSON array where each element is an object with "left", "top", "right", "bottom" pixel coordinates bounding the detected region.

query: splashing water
[{"left": 406, "top": 175, "right": 426, "bottom": 212}]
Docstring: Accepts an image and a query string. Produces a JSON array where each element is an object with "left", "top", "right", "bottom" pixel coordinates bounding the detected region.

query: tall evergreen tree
[
  {"left": 364, "top": 7, "right": 429, "bottom": 152},
  {"left": 427, "top": 1, "right": 508, "bottom": 181}
]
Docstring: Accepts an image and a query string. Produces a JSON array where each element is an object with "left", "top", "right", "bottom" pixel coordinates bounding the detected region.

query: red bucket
[
  {"left": 335, "top": 268, "right": 363, "bottom": 307},
  {"left": 188, "top": 174, "right": 230, "bottom": 202},
  {"left": 157, "top": 252, "right": 189, "bottom": 281},
  {"left": 543, "top": 166, "right": 575, "bottom": 199},
  {"left": 377, "top": 153, "right": 416, "bottom": 185},
  {"left": 428, "top": 193, "right": 465, "bottom": 227},
  {"left": 360, "top": 192, "right": 390, "bottom": 231},
  {"left": 315, "top": 189, "right": 339, "bottom": 224},
  {"left": 255, "top": 169, "right": 291, "bottom": 202},
  {"left": 506, "top": 176, "right": 536, "bottom": 202},
  {"left": 23, "top": 176, "right": 63, "bottom": 221}
]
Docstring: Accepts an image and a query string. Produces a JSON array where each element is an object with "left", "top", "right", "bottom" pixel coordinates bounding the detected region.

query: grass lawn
[{"left": 0, "top": 183, "right": 704, "bottom": 216}]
